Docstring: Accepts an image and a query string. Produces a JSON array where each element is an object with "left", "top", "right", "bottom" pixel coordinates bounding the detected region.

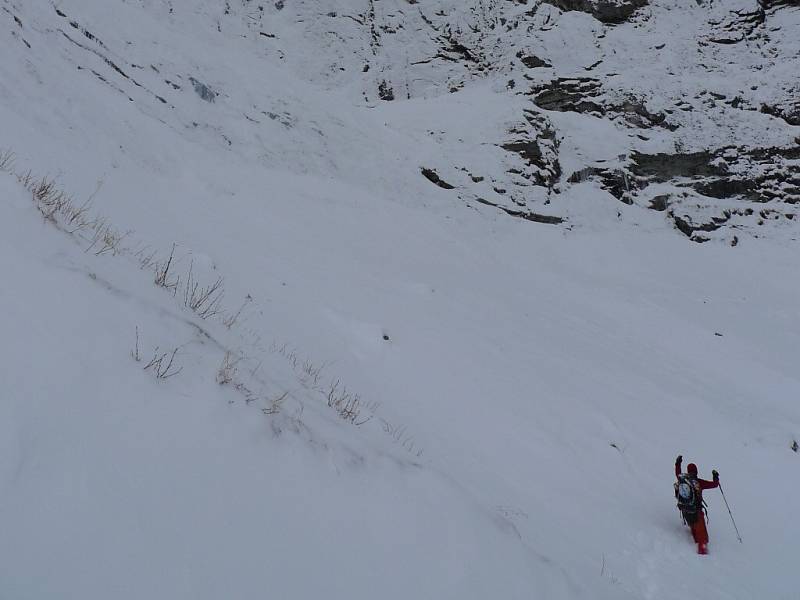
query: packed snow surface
[{"left": 1, "top": 1, "right": 799, "bottom": 598}]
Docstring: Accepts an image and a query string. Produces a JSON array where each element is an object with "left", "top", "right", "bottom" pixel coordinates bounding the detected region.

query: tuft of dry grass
[
  {"left": 223, "top": 295, "right": 252, "bottom": 329},
  {"left": 326, "top": 379, "right": 374, "bottom": 426},
  {"left": 216, "top": 351, "right": 240, "bottom": 385},
  {"left": 381, "top": 419, "right": 424, "bottom": 458},
  {"left": 183, "top": 261, "right": 224, "bottom": 319},
  {"left": 143, "top": 346, "right": 183, "bottom": 379},
  {"left": 154, "top": 243, "right": 180, "bottom": 294},
  {"left": 262, "top": 391, "right": 289, "bottom": 415}
]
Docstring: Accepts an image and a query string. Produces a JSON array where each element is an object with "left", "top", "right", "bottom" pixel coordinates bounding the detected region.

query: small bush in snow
[
  {"left": 183, "top": 261, "right": 224, "bottom": 319},
  {"left": 133, "top": 245, "right": 159, "bottom": 271},
  {"left": 143, "top": 346, "right": 183, "bottom": 379},
  {"left": 326, "top": 379, "right": 373, "bottom": 426},
  {"left": 299, "top": 358, "right": 325, "bottom": 389},
  {"left": 381, "top": 419, "right": 423, "bottom": 457},
  {"left": 214, "top": 352, "right": 289, "bottom": 415},
  {"left": 271, "top": 342, "right": 381, "bottom": 427},
  {"left": 154, "top": 243, "right": 180, "bottom": 294},
  {"left": 86, "top": 217, "right": 129, "bottom": 256},
  {"left": 217, "top": 351, "right": 240, "bottom": 385},
  {"left": 262, "top": 391, "right": 289, "bottom": 415},
  {"left": 223, "top": 295, "right": 252, "bottom": 329}
]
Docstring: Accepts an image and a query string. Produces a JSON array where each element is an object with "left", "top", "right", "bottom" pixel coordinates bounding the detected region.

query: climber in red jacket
[{"left": 674, "top": 455, "right": 719, "bottom": 555}]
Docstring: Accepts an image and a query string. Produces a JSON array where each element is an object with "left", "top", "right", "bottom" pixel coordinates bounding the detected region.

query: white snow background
[{"left": 1, "top": 1, "right": 799, "bottom": 599}]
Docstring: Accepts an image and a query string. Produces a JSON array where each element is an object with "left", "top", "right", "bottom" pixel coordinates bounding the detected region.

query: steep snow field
[{"left": 2, "top": 1, "right": 799, "bottom": 599}]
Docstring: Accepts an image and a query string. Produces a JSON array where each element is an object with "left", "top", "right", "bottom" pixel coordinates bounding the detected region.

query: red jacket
[{"left": 675, "top": 461, "right": 719, "bottom": 497}]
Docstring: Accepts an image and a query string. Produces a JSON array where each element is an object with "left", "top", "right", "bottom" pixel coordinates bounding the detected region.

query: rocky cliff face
[
  {"left": 256, "top": 0, "right": 799, "bottom": 243},
  {"left": 3, "top": 0, "right": 799, "bottom": 243}
]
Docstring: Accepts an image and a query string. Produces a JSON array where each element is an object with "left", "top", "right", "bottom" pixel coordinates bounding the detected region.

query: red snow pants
[{"left": 690, "top": 513, "right": 709, "bottom": 545}]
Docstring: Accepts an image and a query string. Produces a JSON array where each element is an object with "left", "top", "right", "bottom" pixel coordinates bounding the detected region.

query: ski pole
[{"left": 718, "top": 482, "right": 743, "bottom": 543}]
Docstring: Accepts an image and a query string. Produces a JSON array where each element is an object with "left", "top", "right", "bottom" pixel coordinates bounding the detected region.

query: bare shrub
[
  {"left": 223, "top": 295, "right": 252, "bottom": 329},
  {"left": 215, "top": 356, "right": 288, "bottom": 415},
  {"left": 18, "top": 169, "right": 34, "bottom": 189},
  {"left": 13, "top": 171, "right": 100, "bottom": 237},
  {"left": 154, "top": 243, "right": 180, "bottom": 294},
  {"left": 133, "top": 245, "right": 158, "bottom": 270},
  {"left": 272, "top": 343, "right": 379, "bottom": 426},
  {"left": 299, "top": 358, "right": 326, "bottom": 390},
  {"left": 31, "top": 177, "right": 69, "bottom": 221},
  {"left": 86, "top": 218, "right": 129, "bottom": 256},
  {"left": 31, "top": 176, "right": 58, "bottom": 203},
  {"left": 272, "top": 341, "right": 299, "bottom": 370},
  {"left": 262, "top": 391, "right": 289, "bottom": 415},
  {"left": 233, "top": 382, "right": 261, "bottom": 405},
  {"left": 326, "top": 379, "right": 373, "bottom": 425},
  {"left": 216, "top": 351, "right": 240, "bottom": 385},
  {"left": 64, "top": 198, "right": 94, "bottom": 233},
  {"left": 183, "top": 261, "right": 224, "bottom": 319},
  {"left": 143, "top": 346, "right": 183, "bottom": 379},
  {"left": 381, "top": 419, "right": 423, "bottom": 457}
]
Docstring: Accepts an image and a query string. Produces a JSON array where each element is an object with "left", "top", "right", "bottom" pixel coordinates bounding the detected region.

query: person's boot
[{"left": 697, "top": 543, "right": 708, "bottom": 555}]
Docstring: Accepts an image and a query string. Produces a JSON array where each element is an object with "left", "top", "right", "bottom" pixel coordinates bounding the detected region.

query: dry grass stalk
[
  {"left": 183, "top": 261, "right": 224, "bottom": 319},
  {"left": 143, "top": 346, "right": 183, "bottom": 379},
  {"left": 154, "top": 243, "right": 180, "bottom": 294},
  {"left": 216, "top": 351, "right": 240, "bottom": 385}
]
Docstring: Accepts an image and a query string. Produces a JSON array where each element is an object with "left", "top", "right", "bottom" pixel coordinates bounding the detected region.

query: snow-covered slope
[{"left": 1, "top": 1, "right": 799, "bottom": 598}]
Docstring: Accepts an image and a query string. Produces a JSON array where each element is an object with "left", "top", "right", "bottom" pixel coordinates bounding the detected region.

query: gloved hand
[
  {"left": 712, "top": 469, "right": 719, "bottom": 481},
  {"left": 676, "top": 455, "right": 683, "bottom": 465}
]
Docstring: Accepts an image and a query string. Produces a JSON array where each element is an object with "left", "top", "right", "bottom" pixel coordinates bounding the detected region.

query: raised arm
[
  {"left": 699, "top": 470, "right": 720, "bottom": 490},
  {"left": 675, "top": 455, "right": 682, "bottom": 479}
]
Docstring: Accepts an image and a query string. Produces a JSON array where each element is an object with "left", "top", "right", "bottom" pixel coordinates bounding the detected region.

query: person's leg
[{"left": 692, "top": 516, "right": 709, "bottom": 554}]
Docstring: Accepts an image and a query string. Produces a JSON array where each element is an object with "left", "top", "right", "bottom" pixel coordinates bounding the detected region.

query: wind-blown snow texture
[{"left": 1, "top": 1, "right": 799, "bottom": 599}]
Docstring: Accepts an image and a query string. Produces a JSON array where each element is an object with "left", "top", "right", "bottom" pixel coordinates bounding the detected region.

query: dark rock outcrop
[
  {"left": 533, "top": 78, "right": 603, "bottom": 114},
  {"left": 704, "top": 6, "right": 764, "bottom": 44},
  {"left": 501, "top": 110, "right": 562, "bottom": 190},
  {"left": 760, "top": 100, "right": 800, "bottom": 126},
  {"left": 541, "top": 0, "right": 649, "bottom": 24},
  {"left": 630, "top": 146, "right": 800, "bottom": 205},
  {"left": 473, "top": 196, "right": 564, "bottom": 224},
  {"left": 759, "top": 0, "right": 800, "bottom": 9},
  {"left": 421, "top": 168, "right": 455, "bottom": 189},
  {"left": 516, "top": 52, "right": 551, "bottom": 69},
  {"left": 532, "top": 79, "right": 676, "bottom": 130}
]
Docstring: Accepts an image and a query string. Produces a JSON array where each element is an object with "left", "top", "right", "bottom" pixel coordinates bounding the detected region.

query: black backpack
[{"left": 675, "top": 474, "right": 703, "bottom": 523}]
